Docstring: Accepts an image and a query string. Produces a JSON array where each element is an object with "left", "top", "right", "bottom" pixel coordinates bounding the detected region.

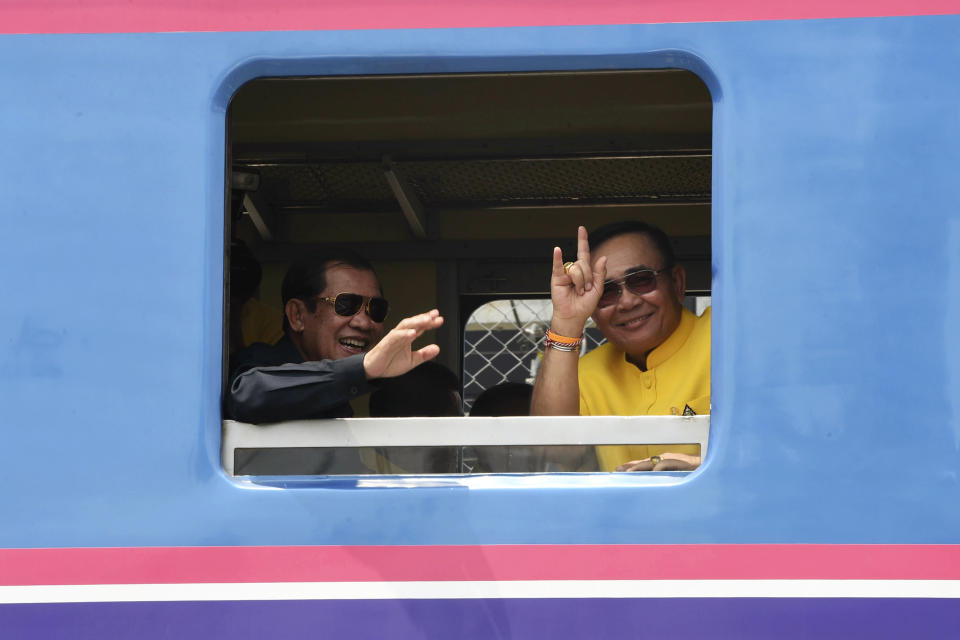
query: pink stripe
[
  {"left": 1, "top": 0, "right": 958, "bottom": 35},
  {"left": 1, "top": 545, "right": 959, "bottom": 586}
]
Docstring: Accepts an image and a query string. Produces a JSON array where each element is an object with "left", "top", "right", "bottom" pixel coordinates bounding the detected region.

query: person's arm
[
  {"left": 228, "top": 355, "right": 371, "bottom": 423},
  {"left": 530, "top": 227, "right": 606, "bottom": 416},
  {"left": 530, "top": 328, "right": 583, "bottom": 416},
  {"left": 228, "top": 310, "right": 444, "bottom": 423}
]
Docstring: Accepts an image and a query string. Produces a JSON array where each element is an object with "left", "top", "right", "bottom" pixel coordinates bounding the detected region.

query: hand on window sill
[{"left": 616, "top": 452, "right": 701, "bottom": 472}]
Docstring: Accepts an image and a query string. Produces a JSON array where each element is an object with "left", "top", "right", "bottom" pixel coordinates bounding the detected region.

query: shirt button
[
  {"left": 643, "top": 377, "right": 653, "bottom": 389},
  {"left": 350, "top": 386, "right": 358, "bottom": 395}
]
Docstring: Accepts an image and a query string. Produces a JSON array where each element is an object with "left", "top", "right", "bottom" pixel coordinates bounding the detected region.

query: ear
[
  {"left": 670, "top": 265, "right": 687, "bottom": 303},
  {"left": 285, "top": 299, "right": 306, "bottom": 332}
]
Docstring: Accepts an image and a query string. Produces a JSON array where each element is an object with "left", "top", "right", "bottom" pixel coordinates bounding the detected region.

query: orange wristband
[{"left": 545, "top": 329, "right": 583, "bottom": 345}]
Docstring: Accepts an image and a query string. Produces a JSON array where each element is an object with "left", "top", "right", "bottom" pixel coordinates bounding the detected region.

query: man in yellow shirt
[{"left": 531, "top": 221, "right": 710, "bottom": 472}]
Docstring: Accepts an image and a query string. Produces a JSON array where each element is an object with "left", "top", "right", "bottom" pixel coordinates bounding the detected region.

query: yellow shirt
[
  {"left": 241, "top": 297, "right": 285, "bottom": 347},
  {"left": 579, "top": 307, "right": 710, "bottom": 470}
]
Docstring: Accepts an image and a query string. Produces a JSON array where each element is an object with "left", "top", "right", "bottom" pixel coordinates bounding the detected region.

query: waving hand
[{"left": 362, "top": 309, "right": 443, "bottom": 379}]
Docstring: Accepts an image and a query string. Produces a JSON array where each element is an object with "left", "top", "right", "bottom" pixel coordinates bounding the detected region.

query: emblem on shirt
[{"left": 682, "top": 404, "right": 696, "bottom": 416}]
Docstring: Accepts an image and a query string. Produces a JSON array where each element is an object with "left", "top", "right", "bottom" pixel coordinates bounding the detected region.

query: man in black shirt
[{"left": 227, "top": 249, "right": 443, "bottom": 423}]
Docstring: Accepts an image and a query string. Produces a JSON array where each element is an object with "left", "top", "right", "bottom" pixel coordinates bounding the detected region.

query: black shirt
[{"left": 227, "top": 336, "right": 374, "bottom": 423}]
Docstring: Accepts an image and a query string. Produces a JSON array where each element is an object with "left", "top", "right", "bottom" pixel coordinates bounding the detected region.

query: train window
[{"left": 222, "top": 69, "right": 712, "bottom": 478}]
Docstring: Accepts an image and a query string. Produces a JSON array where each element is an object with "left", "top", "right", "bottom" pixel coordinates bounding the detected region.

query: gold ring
[{"left": 563, "top": 261, "right": 575, "bottom": 273}]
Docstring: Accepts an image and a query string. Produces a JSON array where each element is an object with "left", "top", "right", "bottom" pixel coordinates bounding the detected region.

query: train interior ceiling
[{"left": 226, "top": 69, "right": 712, "bottom": 415}]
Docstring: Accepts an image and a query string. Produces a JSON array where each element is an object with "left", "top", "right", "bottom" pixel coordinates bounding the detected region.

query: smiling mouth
[
  {"left": 617, "top": 312, "right": 654, "bottom": 329},
  {"left": 339, "top": 337, "right": 369, "bottom": 352}
]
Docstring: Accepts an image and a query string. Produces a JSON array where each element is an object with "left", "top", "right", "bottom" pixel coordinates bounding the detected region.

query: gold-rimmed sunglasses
[
  {"left": 317, "top": 293, "right": 389, "bottom": 323},
  {"left": 597, "top": 267, "right": 671, "bottom": 308}
]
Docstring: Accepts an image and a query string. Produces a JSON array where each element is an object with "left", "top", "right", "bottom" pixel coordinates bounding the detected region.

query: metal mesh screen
[
  {"left": 244, "top": 154, "right": 711, "bottom": 213},
  {"left": 461, "top": 299, "right": 605, "bottom": 412},
  {"left": 407, "top": 156, "right": 710, "bottom": 206}
]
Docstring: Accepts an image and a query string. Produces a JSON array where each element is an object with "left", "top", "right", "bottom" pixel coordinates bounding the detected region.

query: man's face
[
  {"left": 591, "top": 232, "right": 685, "bottom": 360},
  {"left": 293, "top": 264, "right": 385, "bottom": 362}
]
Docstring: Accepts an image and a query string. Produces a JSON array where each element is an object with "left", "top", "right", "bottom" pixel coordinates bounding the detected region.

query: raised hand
[
  {"left": 549, "top": 226, "right": 607, "bottom": 336},
  {"left": 362, "top": 309, "right": 444, "bottom": 379}
]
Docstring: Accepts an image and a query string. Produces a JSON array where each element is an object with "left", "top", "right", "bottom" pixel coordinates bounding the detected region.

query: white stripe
[
  {"left": 223, "top": 415, "right": 710, "bottom": 447},
  {"left": 2, "top": 580, "right": 960, "bottom": 604}
]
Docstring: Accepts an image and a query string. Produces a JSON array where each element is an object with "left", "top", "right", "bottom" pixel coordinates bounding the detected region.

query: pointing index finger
[{"left": 552, "top": 246, "right": 566, "bottom": 278}]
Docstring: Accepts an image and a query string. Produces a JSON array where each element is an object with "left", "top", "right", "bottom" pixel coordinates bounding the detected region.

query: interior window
[{"left": 462, "top": 299, "right": 606, "bottom": 411}]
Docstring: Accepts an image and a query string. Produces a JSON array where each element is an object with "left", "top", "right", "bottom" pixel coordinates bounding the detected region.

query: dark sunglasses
[
  {"left": 317, "top": 293, "right": 389, "bottom": 323},
  {"left": 598, "top": 267, "right": 671, "bottom": 308}
]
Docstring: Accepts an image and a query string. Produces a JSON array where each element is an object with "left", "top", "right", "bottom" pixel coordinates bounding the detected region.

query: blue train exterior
[{"left": 2, "top": 2, "right": 960, "bottom": 637}]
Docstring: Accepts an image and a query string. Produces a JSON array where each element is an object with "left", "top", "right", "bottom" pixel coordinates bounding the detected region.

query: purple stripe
[{"left": 3, "top": 598, "right": 960, "bottom": 639}]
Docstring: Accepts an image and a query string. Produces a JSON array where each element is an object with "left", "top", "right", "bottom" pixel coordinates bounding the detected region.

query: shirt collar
[
  {"left": 642, "top": 307, "right": 696, "bottom": 370},
  {"left": 276, "top": 334, "right": 305, "bottom": 364}
]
